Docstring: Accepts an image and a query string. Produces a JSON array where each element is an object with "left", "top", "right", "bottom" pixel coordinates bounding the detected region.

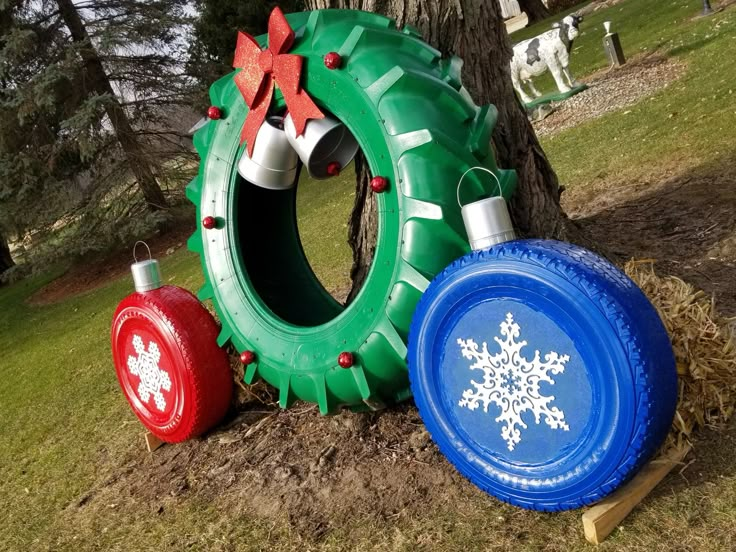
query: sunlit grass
[{"left": 2, "top": 0, "right": 736, "bottom": 549}]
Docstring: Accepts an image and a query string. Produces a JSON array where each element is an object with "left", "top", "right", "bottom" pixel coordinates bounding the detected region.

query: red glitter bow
[{"left": 233, "top": 7, "right": 324, "bottom": 156}]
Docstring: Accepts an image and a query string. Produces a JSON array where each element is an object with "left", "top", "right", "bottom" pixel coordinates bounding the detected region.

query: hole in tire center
[
  {"left": 296, "top": 164, "right": 356, "bottom": 306},
  {"left": 236, "top": 148, "right": 377, "bottom": 328}
]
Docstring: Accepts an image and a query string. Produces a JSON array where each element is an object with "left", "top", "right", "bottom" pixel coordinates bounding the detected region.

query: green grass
[
  {"left": 0, "top": 173, "right": 355, "bottom": 550},
  {"left": 2, "top": 0, "right": 736, "bottom": 549},
  {"left": 514, "top": 0, "right": 736, "bottom": 188},
  {"left": 296, "top": 166, "right": 356, "bottom": 295}
]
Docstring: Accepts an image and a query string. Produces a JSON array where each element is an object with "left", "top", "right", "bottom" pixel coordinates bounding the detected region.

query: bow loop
[
  {"left": 233, "top": 7, "right": 324, "bottom": 156},
  {"left": 267, "top": 7, "right": 294, "bottom": 54}
]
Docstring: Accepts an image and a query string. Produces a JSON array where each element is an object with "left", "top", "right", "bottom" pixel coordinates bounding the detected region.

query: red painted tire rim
[{"left": 111, "top": 286, "right": 232, "bottom": 443}]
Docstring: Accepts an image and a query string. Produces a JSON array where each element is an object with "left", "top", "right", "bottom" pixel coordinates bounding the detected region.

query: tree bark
[
  {"left": 0, "top": 230, "right": 14, "bottom": 279},
  {"left": 518, "top": 0, "right": 551, "bottom": 23},
  {"left": 55, "top": 0, "right": 168, "bottom": 211},
  {"left": 305, "top": 0, "right": 580, "bottom": 298}
]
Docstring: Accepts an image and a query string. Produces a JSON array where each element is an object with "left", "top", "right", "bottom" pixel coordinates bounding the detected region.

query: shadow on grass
[
  {"left": 570, "top": 154, "right": 736, "bottom": 315},
  {"left": 667, "top": 34, "right": 720, "bottom": 58}
]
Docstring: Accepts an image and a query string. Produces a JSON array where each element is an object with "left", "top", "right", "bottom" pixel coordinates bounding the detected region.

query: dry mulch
[
  {"left": 533, "top": 55, "right": 687, "bottom": 137},
  {"left": 626, "top": 261, "right": 736, "bottom": 452}
]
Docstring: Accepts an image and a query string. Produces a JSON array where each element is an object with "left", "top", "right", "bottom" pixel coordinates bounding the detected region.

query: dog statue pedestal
[{"left": 523, "top": 82, "right": 588, "bottom": 110}]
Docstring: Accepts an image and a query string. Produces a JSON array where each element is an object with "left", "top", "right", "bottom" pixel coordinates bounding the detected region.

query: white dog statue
[{"left": 510, "top": 15, "right": 583, "bottom": 104}]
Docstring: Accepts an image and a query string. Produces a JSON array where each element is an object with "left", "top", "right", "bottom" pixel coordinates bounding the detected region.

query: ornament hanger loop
[
  {"left": 457, "top": 166, "right": 503, "bottom": 208},
  {"left": 133, "top": 241, "right": 153, "bottom": 264}
]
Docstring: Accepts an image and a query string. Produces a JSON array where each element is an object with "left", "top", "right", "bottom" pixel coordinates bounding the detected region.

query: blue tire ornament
[{"left": 408, "top": 239, "right": 678, "bottom": 511}]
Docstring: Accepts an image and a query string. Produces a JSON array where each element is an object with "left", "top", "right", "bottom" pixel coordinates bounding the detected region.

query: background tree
[
  {"left": 0, "top": 0, "right": 197, "bottom": 279},
  {"left": 0, "top": 0, "right": 82, "bottom": 279},
  {"left": 0, "top": 230, "right": 12, "bottom": 276},
  {"left": 188, "top": 0, "right": 302, "bottom": 108},
  {"left": 56, "top": 0, "right": 167, "bottom": 210},
  {"left": 518, "top": 0, "right": 551, "bottom": 23}
]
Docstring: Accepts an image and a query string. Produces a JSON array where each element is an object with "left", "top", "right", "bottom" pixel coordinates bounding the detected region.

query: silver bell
[
  {"left": 131, "top": 242, "right": 162, "bottom": 293},
  {"left": 458, "top": 167, "right": 516, "bottom": 251},
  {"left": 238, "top": 116, "right": 299, "bottom": 190},
  {"left": 284, "top": 113, "right": 359, "bottom": 179}
]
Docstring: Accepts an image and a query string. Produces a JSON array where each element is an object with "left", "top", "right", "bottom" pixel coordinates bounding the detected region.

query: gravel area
[{"left": 532, "top": 55, "right": 687, "bottom": 137}]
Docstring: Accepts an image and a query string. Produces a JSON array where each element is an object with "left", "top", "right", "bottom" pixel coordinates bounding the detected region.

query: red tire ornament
[
  {"left": 111, "top": 246, "right": 232, "bottom": 443},
  {"left": 324, "top": 51, "right": 342, "bottom": 69},
  {"left": 338, "top": 352, "right": 354, "bottom": 368},
  {"left": 240, "top": 350, "right": 256, "bottom": 365},
  {"left": 370, "top": 176, "right": 388, "bottom": 193},
  {"left": 208, "top": 106, "right": 223, "bottom": 120},
  {"left": 326, "top": 162, "right": 341, "bottom": 177}
]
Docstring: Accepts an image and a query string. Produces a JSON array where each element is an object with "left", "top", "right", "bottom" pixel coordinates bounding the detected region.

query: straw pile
[{"left": 625, "top": 260, "right": 736, "bottom": 451}]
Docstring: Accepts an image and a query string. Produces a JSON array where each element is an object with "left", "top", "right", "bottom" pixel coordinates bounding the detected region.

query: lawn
[
  {"left": 514, "top": 0, "right": 736, "bottom": 188},
  {"left": 2, "top": 0, "right": 736, "bottom": 550}
]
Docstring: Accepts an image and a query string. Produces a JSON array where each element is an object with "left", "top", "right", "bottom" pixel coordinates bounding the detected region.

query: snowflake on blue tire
[{"left": 457, "top": 313, "right": 570, "bottom": 451}]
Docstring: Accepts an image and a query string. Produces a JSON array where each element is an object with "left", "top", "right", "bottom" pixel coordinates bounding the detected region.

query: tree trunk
[
  {"left": 55, "top": 0, "right": 168, "bottom": 211},
  {"left": 306, "top": 0, "right": 580, "bottom": 298},
  {"left": 518, "top": 0, "right": 551, "bottom": 23},
  {"left": 0, "top": 231, "right": 14, "bottom": 279}
]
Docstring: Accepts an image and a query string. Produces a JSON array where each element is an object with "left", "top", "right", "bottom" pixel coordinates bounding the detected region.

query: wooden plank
[
  {"left": 582, "top": 445, "right": 691, "bottom": 545},
  {"left": 144, "top": 431, "right": 165, "bottom": 453}
]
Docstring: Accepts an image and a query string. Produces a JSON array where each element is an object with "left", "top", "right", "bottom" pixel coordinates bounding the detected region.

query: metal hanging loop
[
  {"left": 133, "top": 241, "right": 153, "bottom": 264},
  {"left": 456, "top": 166, "right": 503, "bottom": 208},
  {"left": 456, "top": 167, "right": 516, "bottom": 252}
]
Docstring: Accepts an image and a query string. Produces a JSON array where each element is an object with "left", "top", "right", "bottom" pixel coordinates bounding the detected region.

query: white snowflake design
[
  {"left": 457, "top": 313, "right": 570, "bottom": 451},
  {"left": 127, "top": 335, "right": 172, "bottom": 412}
]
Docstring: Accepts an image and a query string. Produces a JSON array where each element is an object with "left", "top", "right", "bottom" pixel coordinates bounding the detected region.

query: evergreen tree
[
  {"left": 187, "top": 0, "right": 301, "bottom": 106},
  {"left": 0, "top": 0, "right": 196, "bottom": 279}
]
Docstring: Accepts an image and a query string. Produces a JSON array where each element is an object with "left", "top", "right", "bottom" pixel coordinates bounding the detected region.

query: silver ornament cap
[
  {"left": 457, "top": 167, "right": 517, "bottom": 251},
  {"left": 131, "top": 242, "right": 162, "bottom": 292},
  {"left": 462, "top": 196, "right": 517, "bottom": 251}
]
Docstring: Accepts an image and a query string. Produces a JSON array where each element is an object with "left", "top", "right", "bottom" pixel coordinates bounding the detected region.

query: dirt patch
[
  {"left": 564, "top": 160, "right": 736, "bottom": 315},
  {"left": 71, "top": 402, "right": 475, "bottom": 543},
  {"left": 27, "top": 219, "right": 195, "bottom": 306},
  {"left": 533, "top": 55, "right": 687, "bottom": 138},
  {"left": 576, "top": 0, "right": 629, "bottom": 16}
]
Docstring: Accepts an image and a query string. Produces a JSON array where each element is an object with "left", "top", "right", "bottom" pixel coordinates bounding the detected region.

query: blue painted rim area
[{"left": 408, "top": 240, "right": 678, "bottom": 510}]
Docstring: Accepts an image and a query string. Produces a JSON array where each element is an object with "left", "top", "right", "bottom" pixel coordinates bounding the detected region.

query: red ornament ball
[
  {"left": 202, "top": 216, "right": 217, "bottom": 230},
  {"left": 338, "top": 352, "right": 354, "bottom": 368},
  {"left": 324, "top": 52, "right": 342, "bottom": 69},
  {"left": 326, "top": 162, "right": 342, "bottom": 177},
  {"left": 207, "top": 106, "right": 223, "bottom": 120},
  {"left": 370, "top": 176, "right": 389, "bottom": 193},
  {"left": 240, "top": 350, "right": 256, "bottom": 365}
]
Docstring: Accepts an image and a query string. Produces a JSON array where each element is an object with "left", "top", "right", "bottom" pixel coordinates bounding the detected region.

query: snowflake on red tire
[{"left": 127, "top": 335, "right": 172, "bottom": 412}]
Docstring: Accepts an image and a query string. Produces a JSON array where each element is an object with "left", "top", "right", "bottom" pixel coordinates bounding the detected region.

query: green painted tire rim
[{"left": 187, "top": 9, "right": 517, "bottom": 414}]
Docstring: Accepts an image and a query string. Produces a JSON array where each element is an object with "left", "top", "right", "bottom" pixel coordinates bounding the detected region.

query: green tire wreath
[{"left": 187, "top": 9, "right": 517, "bottom": 414}]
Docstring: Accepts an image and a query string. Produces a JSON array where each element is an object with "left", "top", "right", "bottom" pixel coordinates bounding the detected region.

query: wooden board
[
  {"left": 144, "top": 431, "right": 165, "bottom": 453},
  {"left": 582, "top": 445, "right": 691, "bottom": 545}
]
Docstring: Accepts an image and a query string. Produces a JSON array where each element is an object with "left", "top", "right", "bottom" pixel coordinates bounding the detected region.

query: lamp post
[{"left": 703, "top": 0, "right": 714, "bottom": 16}]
